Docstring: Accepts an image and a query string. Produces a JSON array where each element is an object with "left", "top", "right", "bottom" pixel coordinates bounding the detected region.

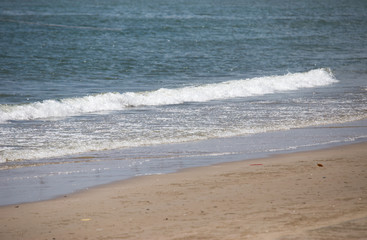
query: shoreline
[
  {"left": 1, "top": 141, "right": 366, "bottom": 239},
  {"left": 1, "top": 119, "right": 366, "bottom": 207}
]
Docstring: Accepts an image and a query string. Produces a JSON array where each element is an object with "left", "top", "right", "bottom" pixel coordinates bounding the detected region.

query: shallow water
[{"left": 1, "top": 119, "right": 366, "bottom": 206}]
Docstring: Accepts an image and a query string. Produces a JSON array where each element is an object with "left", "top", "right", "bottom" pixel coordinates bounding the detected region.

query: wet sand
[{"left": 1, "top": 142, "right": 366, "bottom": 240}]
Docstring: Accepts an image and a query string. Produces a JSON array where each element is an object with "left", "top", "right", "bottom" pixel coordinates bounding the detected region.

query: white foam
[{"left": 0, "top": 68, "right": 337, "bottom": 122}]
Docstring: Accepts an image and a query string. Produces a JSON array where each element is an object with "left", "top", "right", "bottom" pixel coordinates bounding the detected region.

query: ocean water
[{"left": 0, "top": 0, "right": 367, "bottom": 204}]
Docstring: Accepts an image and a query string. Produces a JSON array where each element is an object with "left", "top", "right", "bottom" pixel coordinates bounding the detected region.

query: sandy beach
[{"left": 1, "top": 142, "right": 366, "bottom": 240}]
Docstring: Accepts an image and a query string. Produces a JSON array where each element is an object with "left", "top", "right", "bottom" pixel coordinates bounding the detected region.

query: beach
[
  {"left": 1, "top": 142, "right": 366, "bottom": 240},
  {"left": 1, "top": 1, "right": 367, "bottom": 239}
]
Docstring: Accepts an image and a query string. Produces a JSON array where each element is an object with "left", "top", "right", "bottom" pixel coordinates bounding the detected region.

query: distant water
[{"left": 1, "top": 0, "right": 367, "bottom": 164}]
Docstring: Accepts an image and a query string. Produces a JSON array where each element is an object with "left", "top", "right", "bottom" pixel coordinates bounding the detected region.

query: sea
[{"left": 0, "top": 0, "right": 366, "bottom": 205}]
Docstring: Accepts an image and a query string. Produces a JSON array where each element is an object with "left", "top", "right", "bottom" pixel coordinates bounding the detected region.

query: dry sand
[{"left": 1, "top": 142, "right": 366, "bottom": 240}]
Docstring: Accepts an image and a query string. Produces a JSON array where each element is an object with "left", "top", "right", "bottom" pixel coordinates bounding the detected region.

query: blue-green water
[{"left": 0, "top": 0, "right": 366, "bottom": 163}]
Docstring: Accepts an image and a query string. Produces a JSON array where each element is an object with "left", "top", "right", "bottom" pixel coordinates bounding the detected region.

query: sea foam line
[{"left": 0, "top": 68, "right": 337, "bottom": 122}]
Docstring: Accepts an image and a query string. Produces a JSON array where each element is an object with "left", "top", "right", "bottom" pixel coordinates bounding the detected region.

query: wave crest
[{"left": 0, "top": 68, "right": 337, "bottom": 122}]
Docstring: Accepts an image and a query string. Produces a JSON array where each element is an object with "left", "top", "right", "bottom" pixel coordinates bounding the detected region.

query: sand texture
[{"left": 1, "top": 142, "right": 367, "bottom": 240}]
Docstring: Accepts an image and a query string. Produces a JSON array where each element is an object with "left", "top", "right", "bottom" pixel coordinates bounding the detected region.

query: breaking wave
[{"left": 0, "top": 68, "right": 337, "bottom": 122}]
